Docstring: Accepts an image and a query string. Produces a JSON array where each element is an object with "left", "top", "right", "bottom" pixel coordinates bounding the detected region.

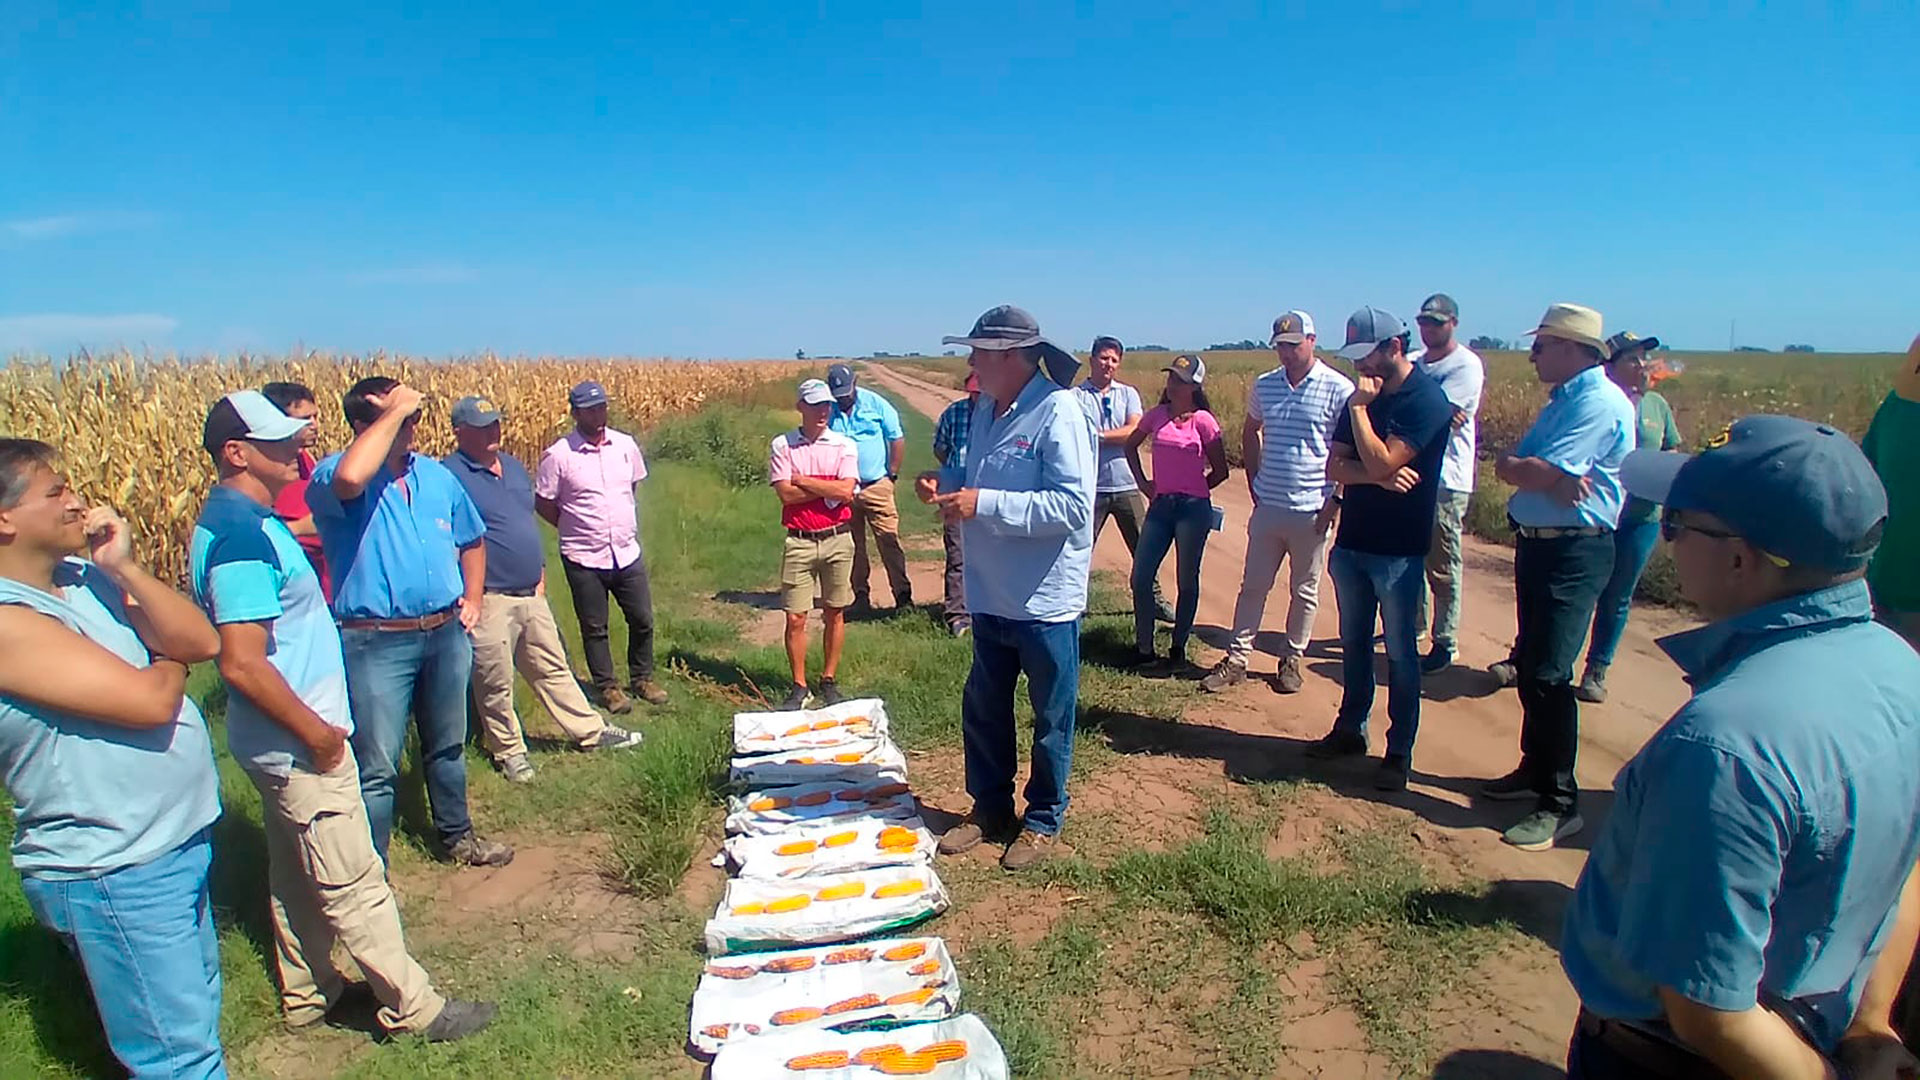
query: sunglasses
[{"left": 1660, "top": 509, "right": 1738, "bottom": 543}]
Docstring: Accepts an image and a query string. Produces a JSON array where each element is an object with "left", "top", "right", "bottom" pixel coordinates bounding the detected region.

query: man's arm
[
  {"left": 534, "top": 496, "right": 560, "bottom": 527},
  {"left": 1498, "top": 396, "right": 1621, "bottom": 500},
  {"left": 775, "top": 477, "right": 857, "bottom": 505},
  {"left": 533, "top": 448, "right": 564, "bottom": 526},
  {"left": 1241, "top": 417, "right": 1263, "bottom": 497},
  {"left": 331, "top": 385, "right": 423, "bottom": 500},
  {"left": 1844, "top": 860, "right": 1920, "bottom": 1045},
  {"left": 1658, "top": 990, "right": 1836, "bottom": 1080},
  {"left": 86, "top": 508, "right": 219, "bottom": 663},
  {"left": 1344, "top": 397, "right": 1420, "bottom": 481},
  {"left": 887, "top": 437, "right": 904, "bottom": 478},
  {"left": 1100, "top": 390, "right": 1142, "bottom": 446},
  {"left": 215, "top": 622, "right": 346, "bottom": 771},
  {"left": 0, "top": 607, "right": 190, "bottom": 730},
  {"left": 457, "top": 542, "right": 486, "bottom": 631},
  {"left": 936, "top": 401, "right": 1095, "bottom": 537}
]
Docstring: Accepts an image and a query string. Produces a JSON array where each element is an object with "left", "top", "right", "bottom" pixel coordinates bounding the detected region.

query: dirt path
[{"left": 864, "top": 361, "right": 1701, "bottom": 1067}]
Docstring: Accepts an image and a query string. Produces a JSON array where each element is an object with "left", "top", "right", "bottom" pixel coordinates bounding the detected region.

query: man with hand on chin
[{"left": 191, "top": 392, "right": 497, "bottom": 1043}]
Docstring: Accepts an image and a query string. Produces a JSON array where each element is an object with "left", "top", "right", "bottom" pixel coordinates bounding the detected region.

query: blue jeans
[
  {"left": 1584, "top": 518, "right": 1661, "bottom": 670},
  {"left": 1329, "top": 546, "right": 1425, "bottom": 759},
  {"left": 19, "top": 829, "right": 226, "bottom": 1080},
  {"left": 341, "top": 619, "right": 476, "bottom": 859},
  {"left": 960, "top": 613, "right": 1080, "bottom": 836},
  {"left": 1133, "top": 493, "right": 1213, "bottom": 656}
]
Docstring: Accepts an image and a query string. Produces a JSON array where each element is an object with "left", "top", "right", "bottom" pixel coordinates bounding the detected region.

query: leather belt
[
  {"left": 787, "top": 524, "right": 852, "bottom": 541},
  {"left": 337, "top": 606, "right": 458, "bottom": 633},
  {"left": 1510, "top": 519, "right": 1611, "bottom": 540},
  {"left": 489, "top": 587, "right": 538, "bottom": 598},
  {"left": 1575, "top": 1009, "right": 1733, "bottom": 1079}
]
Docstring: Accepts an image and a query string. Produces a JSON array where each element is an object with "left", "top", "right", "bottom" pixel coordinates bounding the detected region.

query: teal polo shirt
[
  {"left": 828, "top": 386, "right": 905, "bottom": 483},
  {"left": 306, "top": 452, "right": 487, "bottom": 620},
  {"left": 1562, "top": 579, "right": 1920, "bottom": 1052},
  {"left": 1507, "top": 364, "right": 1636, "bottom": 529}
]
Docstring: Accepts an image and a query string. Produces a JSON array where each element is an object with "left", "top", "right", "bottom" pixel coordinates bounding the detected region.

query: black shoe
[
  {"left": 1480, "top": 768, "right": 1535, "bottom": 801},
  {"left": 816, "top": 678, "right": 844, "bottom": 706},
  {"left": 1118, "top": 649, "right": 1157, "bottom": 670},
  {"left": 1304, "top": 730, "right": 1368, "bottom": 760},
  {"left": 1374, "top": 754, "right": 1411, "bottom": 792},
  {"left": 1420, "top": 646, "right": 1454, "bottom": 675},
  {"left": 778, "top": 685, "right": 809, "bottom": 711},
  {"left": 893, "top": 591, "right": 914, "bottom": 611},
  {"left": 422, "top": 1000, "right": 498, "bottom": 1043}
]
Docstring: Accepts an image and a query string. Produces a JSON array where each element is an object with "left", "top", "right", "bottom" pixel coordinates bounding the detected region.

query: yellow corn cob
[
  {"left": 885, "top": 987, "right": 936, "bottom": 1006},
  {"left": 705, "top": 964, "right": 757, "bottom": 980},
  {"left": 917, "top": 1040, "right": 967, "bottom": 1062},
  {"left": 774, "top": 839, "right": 818, "bottom": 856},
  {"left": 771, "top": 1006, "right": 824, "bottom": 1025},
  {"left": 701, "top": 1023, "right": 730, "bottom": 1039},
  {"left": 853, "top": 1043, "right": 906, "bottom": 1065},
  {"left": 731, "top": 901, "right": 767, "bottom": 916},
  {"left": 810, "top": 718, "right": 841, "bottom": 731},
  {"left": 873, "top": 881, "right": 927, "bottom": 900},
  {"left": 765, "top": 894, "right": 812, "bottom": 914},
  {"left": 814, "top": 881, "right": 866, "bottom": 901},
  {"left": 823, "top": 947, "right": 873, "bottom": 964},
  {"left": 821, "top": 831, "right": 858, "bottom": 847},
  {"left": 748, "top": 796, "right": 791, "bottom": 812},
  {"left": 782, "top": 723, "right": 813, "bottom": 737},
  {"left": 881, "top": 941, "right": 928, "bottom": 961},
  {"left": 825, "top": 992, "right": 881, "bottom": 1015},
  {"left": 785, "top": 1050, "right": 850, "bottom": 1070},
  {"left": 876, "top": 1052, "right": 939, "bottom": 1075},
  {"left": 761, "top": 955, "right": 816, "bottom": 973},
  {"left": 908, "top": 959, "right": 940, "bottom": 976}
]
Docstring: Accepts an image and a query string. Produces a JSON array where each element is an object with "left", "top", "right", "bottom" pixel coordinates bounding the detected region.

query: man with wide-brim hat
[
  {"left": 921, "top": 304, "right": 1097, "bottom": 872},
  {"left": 1481, "top": 303, "right": 1636, "bottom": 852}
]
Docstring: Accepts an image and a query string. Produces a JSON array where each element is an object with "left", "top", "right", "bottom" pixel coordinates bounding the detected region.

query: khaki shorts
[{"left": 781, "top": 531, "right": 854, "bottom": 613}]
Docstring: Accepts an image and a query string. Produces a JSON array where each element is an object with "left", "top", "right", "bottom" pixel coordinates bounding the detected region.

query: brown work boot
[
  {"left": 937, "top": 811, "right": 1016, "bottom": 855},
  {"left": 444, "top": 832, "right": 514, "bottom": 867},
  {"left": 601, "top": 687, "right": 634, "bottom": 715},
  {"left": 1274, "top": 655, "right": 1304, "bottom": 694},
  {"left": 1000, "top": 828, "right": 1067, "bottom": 872},
  {"left": 632, "top": 680, "right": 669, "bottom": 706}
]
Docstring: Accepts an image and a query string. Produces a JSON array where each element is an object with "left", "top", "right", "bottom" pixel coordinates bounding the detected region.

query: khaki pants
[
  {"left": 1225, "top": 503, "right": 1331, "bottom": 664},
  {"left": 851, "top": 479, "right": 911, "bottom": 603},
  {"left": 471, "top": 592, "right": 607, "bottom": 759},
  {"left": 1421, "top": 489, "right": 1472, "bottom": 650},
  {"left": 250, "top": 747, "right": 444, "bottom": 1034}
]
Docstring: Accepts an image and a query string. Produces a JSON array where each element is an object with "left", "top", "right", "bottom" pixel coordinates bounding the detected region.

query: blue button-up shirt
[
  {"left": 829, "top": 386, "right": 905, "bottom": 483},
  {"left": 1561, "top": 579, "right": 1920, "bottom": 1052},
  {"left": 1506, "top": 364, "right": 1636, "bottom": 529},
  {"left": 961, "top": 372, "right": 1098, "bottom": 622},
  {"left": 308, "top": 452, "right": 487, "bottom": 620}
]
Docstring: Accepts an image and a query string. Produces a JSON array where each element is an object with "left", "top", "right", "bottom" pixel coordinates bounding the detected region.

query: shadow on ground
[{"left": 1431, "top": 1047, "right": 1566, "bottom": 1079}]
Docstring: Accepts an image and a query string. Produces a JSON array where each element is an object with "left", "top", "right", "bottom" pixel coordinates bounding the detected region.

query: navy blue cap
[
  {"left": 568, "top": 381, "right": 609, "bottom": 408},
  {"left": 1622, "top": 414, "right": 1888, "bottom": 572},
  {"left": 826, "top": 364, "right": 857, "bottom": 395}
]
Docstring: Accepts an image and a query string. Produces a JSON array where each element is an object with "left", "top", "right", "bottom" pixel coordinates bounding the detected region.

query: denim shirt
[
  {"left": 961, "top": 371, "right": 1098, "bottom": 622},
  {"left": 1507, "top": 364, "right": 1636, "bottom": 529},
  {"left": 1561, "top": 579, "right": 1920, "bottom": 1051}
]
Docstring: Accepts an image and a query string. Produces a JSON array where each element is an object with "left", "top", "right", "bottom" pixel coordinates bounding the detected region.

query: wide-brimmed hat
[
  {"left": 1525, "top": 303, "right": 1607, "bottom": 353},
  {"left": 942, "top": 305, "right": 1080, "bottom": 387}
]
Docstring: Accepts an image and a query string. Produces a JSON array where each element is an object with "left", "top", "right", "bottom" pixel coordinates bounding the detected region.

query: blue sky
[{"left": 3, "top": 2, "right": 1915, "bottom": 359}]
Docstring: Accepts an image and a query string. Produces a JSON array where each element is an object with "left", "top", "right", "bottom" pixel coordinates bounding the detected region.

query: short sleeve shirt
[
  {"left": 190, "top": 486, "right": 352, "bottom": 775},
  {"left": 270, "top": 449, "right": 330, "bottom": 600},
  {"left": 1618, "top": 391, "right": 1683, "bottom": 526},
  {"left": 1137, "top": 406, "right": 1222, "bottom": 499},
  {"left": 1506, "top": 365, "right": 1637, "bottom": 529},
  {"left": 1863, "top": 392, "right": 1920, "bottom": 613},
  {"left": 1331, "top": 366, "right": 1455, "bottom": 557},
  {"left": 307, "top": 452, "right": 487, "bottom": 620},
  {"left": 1414, "top": 345, "right": 1485, "bottom": 494},
  {"left": 827, "top": 387, "right": 905, "bottom": 484},
  {"left": 1248, "top": 362, "right": 1355, "bottom": 511},
  {"left": 533, "top": 429, "right": 648, "bottom": 571},
  {"left": 1078, "top": 379, "right": 1145, "bottom": 493},
  {"left": 443, "top": 451, "right": 545, "bottom": 593},
  {"left": 769, "top": 429, "right": 860, "bottom": 530}
]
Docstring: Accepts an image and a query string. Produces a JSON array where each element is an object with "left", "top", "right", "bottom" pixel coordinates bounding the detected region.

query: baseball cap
[
  {"left": 1605, "top": 331, "right": 1663, "bottom": 361},
  {"left": 1418, "top": 294, "right": 1460, "bottom": 323},
  {"left": 203, "top": 390, "right": 310, "bottom": 454},
  {"left": 941, "top": 305, "right": 1080, "bottom": 387},
  {"left": 826, "top": 364, "right": 857, "bottom": 396},
  {"left": 1335, "top": 306, "right": 1407, "bottom": 361},
  {"left": 1163, "top": 354, "right": 1206, "bottom": 385},
  {"left": 568, "top": 381, "right": 610, "bottom": 408},
  {"left": 1622, "top": 414, "right": 1888, "bottom": 572},
  {"left": 1270, "top": 310, "right": 1315, "bottom": 345},
  {"left": 797, "top": 378, "right": 834, "bottom": 406},
  {"left": 451, "top": 395, "right": 502, "bottom": 428}
]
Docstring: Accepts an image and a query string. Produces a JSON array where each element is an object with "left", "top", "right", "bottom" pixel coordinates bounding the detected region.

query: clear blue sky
[{"left": 3, "top": 2, "right": 1915, "bottom": 358}]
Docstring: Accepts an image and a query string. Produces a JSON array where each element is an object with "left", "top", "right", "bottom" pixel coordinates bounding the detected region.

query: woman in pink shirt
[{"left": 1123, "top": 355, "right": 1229, "bottom": 672}]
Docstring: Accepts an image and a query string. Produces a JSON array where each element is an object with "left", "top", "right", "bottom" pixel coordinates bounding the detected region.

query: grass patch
[{"left": 955, "top": 916, "right": 1106, "bottom": 1078}]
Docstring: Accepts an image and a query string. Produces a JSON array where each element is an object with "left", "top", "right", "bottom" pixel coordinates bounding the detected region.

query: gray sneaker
[
  {"left": 581, "top": 726, "right": 643, "bottom": 751},
  {"left": 1199, "top": 659, "right": 1247, "bottom": 693},
  {"left": 1503, "top": 810, "right": 1584, "bottom": 851},
  {"left": 422, "top": 1000, "right": 498, "bottom": 1042},
  {"left": 1574, "top": 664, "right": 1608, "bottom": 703},
  {"left": 499, "top": 753, "right": 536, "bottom": 784},
  {"left": 1487, "top": 658, "right": 1519, "bottom": 688},
  {"left": 1274, "top": 655, "right": 1304, "bottom": 694},
  {"left": 444, "top": 832, "right": 514, "bottom": 867}
]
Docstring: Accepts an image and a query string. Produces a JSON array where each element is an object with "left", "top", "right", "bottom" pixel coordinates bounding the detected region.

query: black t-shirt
[{"left": 1331, "top": 365, "right": 1455, "bottom": 558}]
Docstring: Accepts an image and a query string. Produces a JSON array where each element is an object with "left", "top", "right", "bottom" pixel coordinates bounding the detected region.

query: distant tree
[
  {"left": 1468, "top": 335, "right": 1511, "bottom": 351},
  {"left": 795, "top": 348, "right": 807, "bottom": 360},
  {"left": 1784, "top": 343, "right": 1816, "bottom": 353},
  {"left": 1735, "top": 345, "right": 1771, "bottom": 353},
  {"left": 1205, "top": 339, "right": 1264, "bottom": 351},
  {"left": 1131, "top": 343, "right": 1171, "bottom": 352},
  {"left": 942, "top": 349, "right": 957, "bottom": 357},
  {"left": 871, "top": 351, "right": 895, "bottom": 358}
]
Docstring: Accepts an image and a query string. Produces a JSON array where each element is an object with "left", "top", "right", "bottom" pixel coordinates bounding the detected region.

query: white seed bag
[
  {"left": 734, "top": 698, "right": 891, "bottom": 755},
  {"left": 724, "top": 780, "right": 918, "bottom": 837},
  {"left": 722, "top": 816, "right": 936, "bottom": 880},
  {"left": 708, "top": 1012, "right": 1008, "bottom": 1079},
  {"left": 729, "top": 732, "right": 907, "bottom": 789},
  {"left": 704, "top": 865, "right": 948, "bottom": 956},
  {"left": 689, "top": 936, "right": 959, "bottom": 1055}
]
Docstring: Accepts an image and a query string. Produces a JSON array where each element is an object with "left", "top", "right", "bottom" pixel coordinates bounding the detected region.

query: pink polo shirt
[
  {"left": 769, "top": 428, "right": 859, "bottom": 531},
  {"left": 534, "top": 428, "right": 648, "bottom": 570}
]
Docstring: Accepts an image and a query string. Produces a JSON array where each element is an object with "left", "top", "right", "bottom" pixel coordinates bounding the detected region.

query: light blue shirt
[
  {"left": 1078, "top": 379, "right": 1144, "bottom": 494},
  {"left": 0, "top": 560, "right": 220, "bottom": 878},
  {"left": 1561, "top": 579, "right": 1920, "bottom": 1052},
  {"left": 190, "top": 486, "right": 352, "bottom": 776},
  {"left": 828, "top": 386, "right": 905, "bottom": 483},
  {"left": 1506, "top": 364, "right": 1635, "bottom": 529},
  {"left": 962, "top": 371, "right": 1098, "bottom": 621},
  {"left": 307, "top": 452, "right": 487, "bottom": 620}
]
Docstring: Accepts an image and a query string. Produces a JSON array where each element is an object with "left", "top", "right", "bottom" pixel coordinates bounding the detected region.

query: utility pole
[{"left": 1729, "top": 319, "right": 1736, "bottom": 351}]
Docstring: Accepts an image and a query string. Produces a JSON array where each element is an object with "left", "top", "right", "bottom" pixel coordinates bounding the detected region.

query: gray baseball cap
[
  {"left": 942, "top": 305, "right": 1080, "bottom": 387},
  {"left": 798, "top": 378, "right": 834, "bottom": 406},
  {"left": 1336, "top": 306, "right": 1408, "bottom": 361},
  {"left": 450, "top": 395, "right": 503, "bottom": 428},
  {"left": 826, "top": 364, "right": 857, "bottom": 396},
  {"left": 1418, "top": 294, "right": 1459, "bottom": 323}
]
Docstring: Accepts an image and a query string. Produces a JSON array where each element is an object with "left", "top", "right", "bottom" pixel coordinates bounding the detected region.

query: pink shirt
[
  {"left": 534, "top": 429, "right": 649, "bottom": 570},
  {"left": 769, "top": 428, "right": 859, "bottom": 531},
  {"left": 1139, "top": 405, "right": 1222, "bottom": 499}
]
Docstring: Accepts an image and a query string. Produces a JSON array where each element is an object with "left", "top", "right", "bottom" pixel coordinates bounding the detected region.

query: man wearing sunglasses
[
  {"left": 1080, "top": 336, "right": 1172, "bottom": 623},
  {"left": 1561, "top": 414, "right": 1920, "bottom": 1080},
  {"left": 1483, "top": 304, "right": 1635, "bottom": 852}
]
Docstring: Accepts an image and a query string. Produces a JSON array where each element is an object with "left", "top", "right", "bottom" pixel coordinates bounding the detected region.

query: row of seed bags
[{"left": 694, "top": 697, "right": 1008, "bottom": 1077}]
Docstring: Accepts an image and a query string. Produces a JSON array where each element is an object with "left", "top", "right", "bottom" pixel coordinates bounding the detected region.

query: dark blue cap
[
  {"left": 568, "top": 380, "right": 609, "bottom": 408},
  {"left": 826, "top": 364, "right": 857, "bottom": 395},
  {"left": 1622, "top": 414, "right": 1888, "bottom": 572}
]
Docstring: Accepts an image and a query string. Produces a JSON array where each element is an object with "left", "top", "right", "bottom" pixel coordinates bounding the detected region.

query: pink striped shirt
[{"left": 534, "top": 429, "right": 648, "bottom": 570}]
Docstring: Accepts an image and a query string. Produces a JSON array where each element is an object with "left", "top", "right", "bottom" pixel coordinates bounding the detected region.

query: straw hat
[{"left": 1524, "top": 303, "right": 1606, "bottom": 353}]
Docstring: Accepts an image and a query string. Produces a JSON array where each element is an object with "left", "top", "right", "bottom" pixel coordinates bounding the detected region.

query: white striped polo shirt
[{"left": 1247, "top": 361, "right": 1354, "bottom": 511}]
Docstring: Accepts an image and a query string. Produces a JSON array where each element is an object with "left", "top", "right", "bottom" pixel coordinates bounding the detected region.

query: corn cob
[
  {"left": 765, "top": 894, "right": 812, "bottom": 914},
  {"left": 704, "top": 963, "right": 757, "bottom": 979},
  {"left": 823, "top": 947, "right": 873, "bottom": 964},
  {"left": 761, "top": 955, "right": 816, "bottom": 973},
  {"left": 917, "top": 1040, "right": 967, "bottom": 1062},
  {"left": 785, "top": 1050, "right": 850, "bottom": 1070},
  {"left": 885, "top": 988, "right": 936, "bottom": 1006},
  {"left": 814, "top": 881, "right": 866, "bottom": 901},
  {"left": 824, "top": 993, "right": 882, "bottom": 1015},
  {"left": 852, "top": 1043, "right": 906, "bottom": 1065},
  {"left": 771, "top": 1006, "right": 824, "bottom": 1025}
]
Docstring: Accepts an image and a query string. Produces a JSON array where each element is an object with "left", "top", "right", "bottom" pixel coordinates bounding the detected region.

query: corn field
[{"left": 0, "top": 351, "right": 808, "bottom": 583}]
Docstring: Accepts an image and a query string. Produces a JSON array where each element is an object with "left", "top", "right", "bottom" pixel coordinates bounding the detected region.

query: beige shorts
[{"left": 781, "top": 531, "right": 854, "bottom": 613}]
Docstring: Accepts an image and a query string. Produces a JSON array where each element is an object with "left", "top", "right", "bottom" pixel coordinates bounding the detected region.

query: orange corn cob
[
  {"left": 821, "top": 830, "right": 858, "bottom": 847},
  {"left": 782, "top": 723, "right": 813, "bottom": 737},
  {"left": 766, "top": 894, "right": 812, "bottom": 914},
  {"left": 794, "top": 791, "right": 833, "bottom": 807},
  {"left": 771, "top": 1006, "right": 824, "bottom": 1025},
  {"left": 877, "top": 826, "right": 917, "bottom": 842},
  {"left": 731, "top": 901, "right": 767, "bottom": 916},
  {"left": 814, "top": 881, "right": 865, "bottom": 901},
  {"left": 885, "top": 987, "right": 936, "bottom": 1006},
  {"left": 704, "top": 963, "right": 757, "bottom": 979},
  {"left": 908, "top": 959, "right": 940, "bottom": 976},
  {"left": 701, "top": 1023, "right": 730, "bottom": 1039},
  {"left": 853, "top": 1043, "right": 906, "bottom": 1065},
  {"left": 834, "top": 788, "right": 866, "bottom": 801},
  {"left": 917, "top": 1040, "right": 967, "bottom": 1062},
  {"left": 761, "top": 955, "right": 816, "bottom": 973},
  {"left": 881, "top": 942, "right": 928, "bottom": 962},
  {"left": 775, "top": 839, "right": 819, "bottom": 856},
  {"left": 832, "top": 751, "right": 864, "bottom": 764},
  {"left": 823, "top": 947, "right": 873, "bottom": 964},
  {"left": 790, "top": 756, "right": 817, "bottom": 765},
  {"left": 748, "top": 796, "right": 791, "bottom": 812},
  {"left": 786, "top": 1049, "right": 850, "bottom": 1070},
  {"left": 876, "top": 1053, "right": 939, "bottom": 1075},
  {"left": 747, "top": 733, "right": 774, "bottom": 741},
  {"left": 810, "top": 718, "right": 841, "bottom": 731},
  {"left": 824, "top": 992, "right": 882, "bottom": 1015},
  {"left": 873, "top": 881, "right": 927, "bottom": 900},
  {"left": 862, "top": 782, "right": 910, "bottom": 799}
]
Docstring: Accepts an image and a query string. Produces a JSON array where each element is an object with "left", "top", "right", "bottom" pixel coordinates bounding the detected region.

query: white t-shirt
[{"left": 1412, "top": 344, "right": 1485, "bottom": 494}]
